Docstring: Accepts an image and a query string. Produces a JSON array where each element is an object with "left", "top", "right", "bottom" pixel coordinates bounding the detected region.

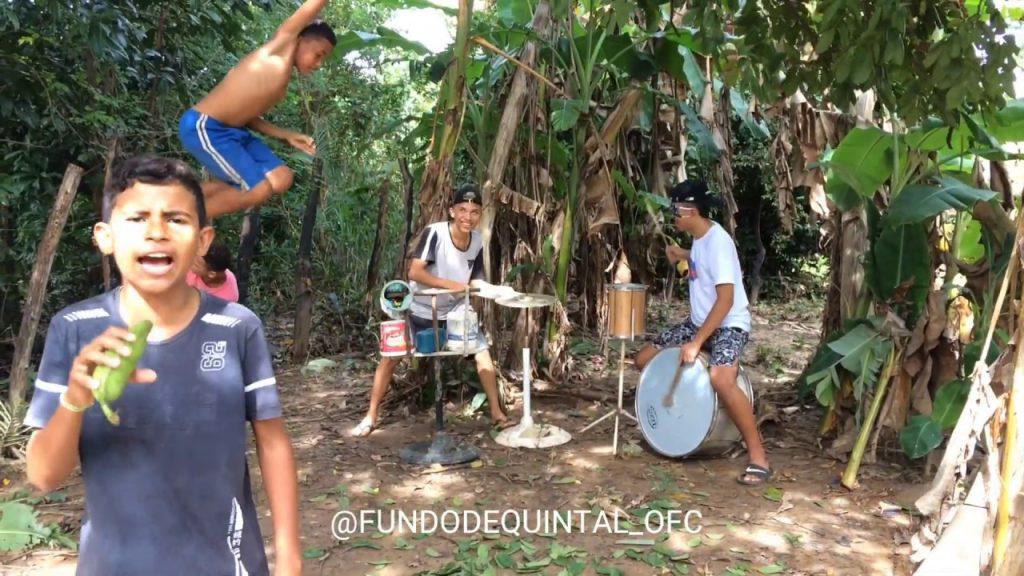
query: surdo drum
[
  {"left": 607, "top": 284, "right": 647, "bottom": 340},
  {"left": 635, "top": 347, "right": 754, "bottom": 458}
]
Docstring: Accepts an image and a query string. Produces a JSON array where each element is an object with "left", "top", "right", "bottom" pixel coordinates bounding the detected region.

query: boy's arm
[
  {"left": 275, "top": 0, "right": 329, "bottom": 39},
  {"left": 247, "top": 118, "right": 316, "bottom": 155},
  {"left": 247, "top": 118, "right": 293, "bottom": 141},
  {"left": 26, "top": 408, "right": 86, "bottom": 492},
  {"left": 665, "top": 245, "right": 689, "bottom": 264},
  {"left": 253, "top": 418, "right": 302, "bottom": 576},
  {"left": 679, "top": 284, "right": 734, "bottom": 363},
  {"left": 27, "top": 326, "right": 155, "bottom": 491}
]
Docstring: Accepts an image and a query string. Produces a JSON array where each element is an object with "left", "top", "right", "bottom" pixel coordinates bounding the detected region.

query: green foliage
[
  {"left": 956, "top": 214, "right": 986, "bottom": 265},
  {"left": 864, "top": 222, "right": 931, "bottom": 315},
  {"left": 690, "top": 0, "right": 1019, "bottom": 124},
  {"left": 1, "top": 0, "right": 423, "bottom": 347},
  {"left": 900, "top": 415, "right": 945, "bottom": 459},
  {"left": 828, "top": 127, "right": 893, "bottom": 197},
  {"left": 886, "top": 178, "right": 997, "bottom": 225},
  {"left": 551, "top": 99, "right": 586, "bottom": 131},
  {"left": 333, "top": 26, "right": 431, "bottom": 58},
  {"left": 932, "top": 379, "right": 970, "bottom": 430},
  {"left": 0, "top": 501, "right": 76, "bottom": 552},
  {"left": 825, "top": 173, "right": 861, "bottom": 212},
  {"left": 805, "top": 321, "right": 892, "bottom": 408}
]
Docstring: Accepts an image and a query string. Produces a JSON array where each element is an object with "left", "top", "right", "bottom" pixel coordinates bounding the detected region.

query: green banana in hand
[{"left": 92, "top": 320, "right": 152, "bottom": 425}]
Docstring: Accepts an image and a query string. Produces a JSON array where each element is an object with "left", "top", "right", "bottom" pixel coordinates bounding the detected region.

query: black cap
[
  {"left": 452, "top": 183, "right": 482, "bottom": 207},
  {"left": 670, "top": 180, "right": 722, "bottom": 216},
  {"left": 669, "top": 180, "right": 712, "bottom": 205}
]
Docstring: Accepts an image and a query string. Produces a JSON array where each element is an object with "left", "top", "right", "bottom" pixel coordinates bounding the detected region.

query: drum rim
[{"left": 607, "top": 283, "right": 648, "bottom": 291}]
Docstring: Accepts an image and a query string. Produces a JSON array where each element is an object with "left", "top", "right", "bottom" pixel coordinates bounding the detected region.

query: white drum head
[{"left": 635, "top": 347, "right": 715, "bottom": 457}]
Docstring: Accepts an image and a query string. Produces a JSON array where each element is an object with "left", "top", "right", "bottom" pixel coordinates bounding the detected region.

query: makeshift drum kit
[
  {"left": 375, "top": 280, "right": 753, "bottom": 464},
  {"left": 580, "top": 283, "right": 756, "bottom": 459},
  {"left": 377, "top": 281, "right": 571, "bottom": 466}
]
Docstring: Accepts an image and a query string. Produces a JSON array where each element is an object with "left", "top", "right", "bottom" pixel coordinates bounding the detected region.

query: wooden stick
[
  {"left": 471, "top": 36, "right": 566, "bottom": 98},
  {"left": 661, "top": 357, "right": 688, "bottom": 408},
  {"left": 978, "top": 207, "right": 1023, "bottom": 369},
  {"left": 9, "top": 164, "right": 83, "bottom": 405},
  {"left": 613, "top": 339, "right": 625, "bottom": 455}
]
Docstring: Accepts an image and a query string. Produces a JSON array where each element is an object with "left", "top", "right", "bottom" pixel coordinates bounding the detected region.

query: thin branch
[{"left": 471, "top": 36, "right": 567, "bottom": 98}]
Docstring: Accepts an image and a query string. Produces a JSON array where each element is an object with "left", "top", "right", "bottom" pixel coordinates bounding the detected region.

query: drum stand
[
  {"left": 400, "top": 290, "right": 480, "bottom": 466},
  {"left": 579, "top": 337, "right": 637, "bottom": 455},
  {"left": 494, "top": 299, "right": 571, "bottom": 449},
  {"left": 580, "top": 286, "right": 645, "bottom": 456}
]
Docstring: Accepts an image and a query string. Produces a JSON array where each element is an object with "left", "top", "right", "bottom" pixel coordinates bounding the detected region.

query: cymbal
[{"left": 496, "top": 293, "right": 559, "bottom": 308}]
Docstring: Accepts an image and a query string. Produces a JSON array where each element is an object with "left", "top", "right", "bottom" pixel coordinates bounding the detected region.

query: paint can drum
[{"left": 380, "top": 320, "right": 410, "bottom": 356}]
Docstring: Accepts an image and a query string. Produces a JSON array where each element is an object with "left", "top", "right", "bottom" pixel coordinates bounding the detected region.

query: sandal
[
  {"left": 350, "top": 417, "right": 376, "bottom": 438},
  {"left": 737, "top": 463, "right": 773, "bottom": 486}
]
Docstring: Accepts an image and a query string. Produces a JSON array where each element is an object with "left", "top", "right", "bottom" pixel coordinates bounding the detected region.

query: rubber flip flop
[
  {"left": 737, "top": 463, "right": 773, "bottom": 486},
  {"left": 350, "top": 417, "right": 376, "bottom": 438}
]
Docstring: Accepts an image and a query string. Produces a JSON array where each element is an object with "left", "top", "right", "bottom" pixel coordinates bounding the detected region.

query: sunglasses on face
[{"left": 671, "top": 204, "right": 697, "bottom": 217}]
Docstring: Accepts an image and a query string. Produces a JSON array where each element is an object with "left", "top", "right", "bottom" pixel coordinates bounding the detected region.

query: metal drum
[
  {"left": 607, "top": 284, "right": 647, "bottom": 340},
  {"left": 635, "top": 347, "right": 754, "bottom": 458}
]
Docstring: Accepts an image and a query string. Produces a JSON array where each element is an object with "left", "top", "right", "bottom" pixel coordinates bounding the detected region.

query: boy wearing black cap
[
  {"left": 351, "top": 184, "right": 516, "bottom": 437},
  {"left": 635, "top": 179, "right": 771, "bottom": 485}
]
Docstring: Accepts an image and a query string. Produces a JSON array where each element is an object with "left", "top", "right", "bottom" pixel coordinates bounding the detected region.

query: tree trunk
[
  {"left": 749, "top": 193, "right": 766, "bottom": 304},
  {"left": 145, "top": 5, "right": 169, "bottom": 129},
  {"left": 839, "top": 208, "right": 869, "bottom": 321},
  {"left": 236, "top": 208, "right": 261, "bottom": 306},
  {"left": 365, "top": 180, "right": 391, "bottom": 317},
  {"left": 10, "top": 165, "right": 83, "bottom": 405},
  {"left": 395, "top": 158, "right": 416, "bottom": 280},
  {"left": 101, "top": 138, "right": 119, "bottom": 291},
  {"left": 414, "top": 0, "right": 474, "bottom": 230},
  {"left": 551, "top": 126, "right": 584, "bottom": 341},
  {"left": 480, "top": 0, "right": 552, "bottom": 332},
  {"left": 292, "top": 160, "right": 324, "bottom": 362}
]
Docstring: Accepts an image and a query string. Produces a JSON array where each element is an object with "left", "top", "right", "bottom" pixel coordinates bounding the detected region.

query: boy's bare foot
[{"left": 491, "top": 414, "right": 516, "bottom": 431}]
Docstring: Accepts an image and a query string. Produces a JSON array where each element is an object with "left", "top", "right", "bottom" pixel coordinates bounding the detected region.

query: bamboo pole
[
  {"left": 842, "top": 345, "right": 898, "bottom": 489},
  {"left": 992, "top": 214, "right": 1024, "bottom": 573}
]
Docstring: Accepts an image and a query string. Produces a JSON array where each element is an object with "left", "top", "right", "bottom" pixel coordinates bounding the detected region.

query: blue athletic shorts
[{"left": 178, "top": 109, "right": 284, "bottom": 191}]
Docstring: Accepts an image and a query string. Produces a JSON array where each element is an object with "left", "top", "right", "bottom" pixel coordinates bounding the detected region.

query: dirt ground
[{"left": 1, "top": 298, "right": 924, "bottom": 575}]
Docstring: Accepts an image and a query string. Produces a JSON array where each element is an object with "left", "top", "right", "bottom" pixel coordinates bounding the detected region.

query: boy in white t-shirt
[{"left": 634, "top": 180, "right": 771, "bottom": 485}]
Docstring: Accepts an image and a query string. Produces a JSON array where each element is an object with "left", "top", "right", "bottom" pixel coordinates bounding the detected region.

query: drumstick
[{"left": 662, "top": 358, "right": 687, "bottom": 408}]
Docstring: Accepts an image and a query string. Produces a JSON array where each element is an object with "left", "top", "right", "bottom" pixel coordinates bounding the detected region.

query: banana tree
[{"left": 806, "top": 105, "right": 1022, "bottom": 474}]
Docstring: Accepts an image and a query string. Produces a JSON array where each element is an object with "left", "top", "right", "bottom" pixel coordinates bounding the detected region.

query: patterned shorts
[{"left": 651, "top": 317, "right": 749, "bottom": 366}]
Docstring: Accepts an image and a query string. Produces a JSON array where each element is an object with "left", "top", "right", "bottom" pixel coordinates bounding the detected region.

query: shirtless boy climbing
[{"left": 179, "top": 0, "right": 336, "bottom": 218}]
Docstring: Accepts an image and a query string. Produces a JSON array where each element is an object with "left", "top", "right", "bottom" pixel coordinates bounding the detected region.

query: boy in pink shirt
[{"left": 187, "top": 241, "right": 239, "bottom": 302}]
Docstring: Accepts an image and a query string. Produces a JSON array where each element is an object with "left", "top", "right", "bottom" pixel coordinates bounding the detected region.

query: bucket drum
[{"left": 635, "top": 348, "right": 754, "bottom": 458}]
